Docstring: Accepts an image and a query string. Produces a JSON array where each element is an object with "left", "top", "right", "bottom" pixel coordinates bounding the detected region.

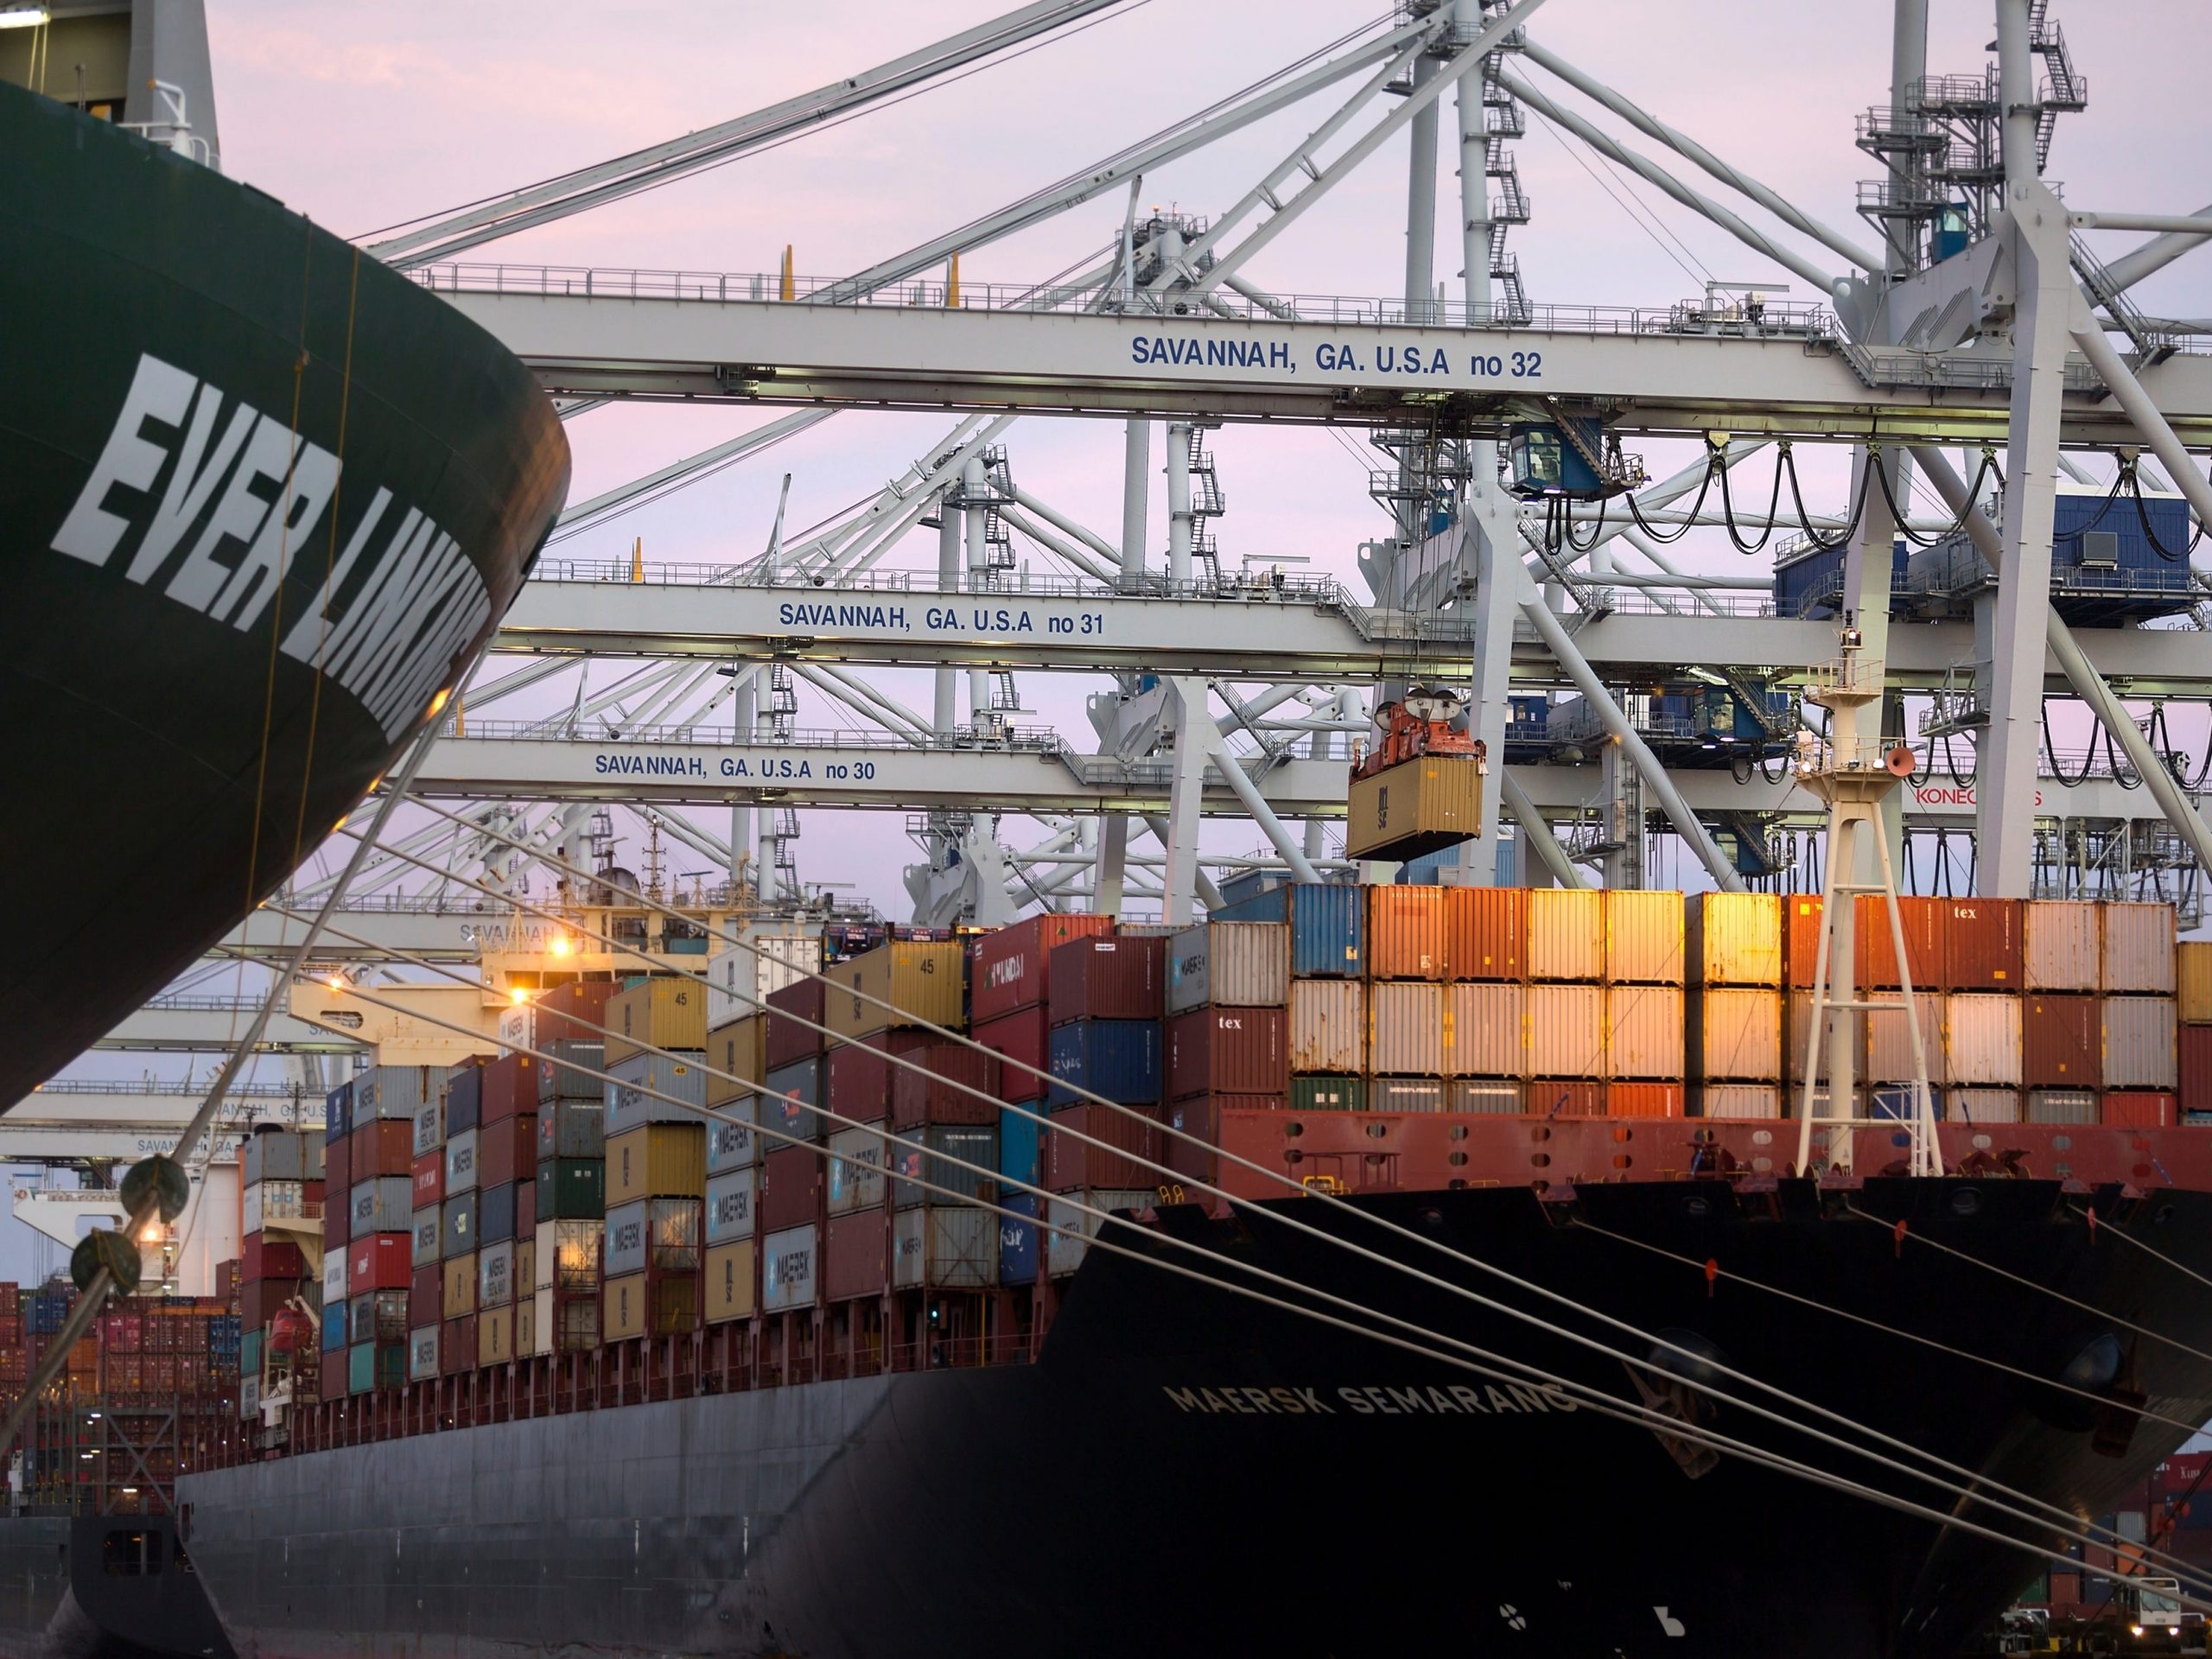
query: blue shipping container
[
  {"left": 1212, "top": 882, "right": 1363, "bottom": 978},
  {"left": 1869, "top": 1085, "right": 1944, "bottom": 1122},
  {"left": 998, "top": 1192, "right": 1040, "bottom": 1287},
  {"left": 321, "top": 1303, "right": 347, "bottom": 1352},
  {"left": 1047, "top": 1019, "right": 1162, "bottom": 1107},
  {"left": 998, "top": 1106, "right": 1043, "bottom": 1188},
  {"left": 325, "top": 1079, "right": 353, "bottom": 1143}
]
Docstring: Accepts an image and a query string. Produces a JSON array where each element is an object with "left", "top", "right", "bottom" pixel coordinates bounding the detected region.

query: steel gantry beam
[
  {"left": 92, "top": 1000, "right": 360, "bottom": 1054},
  {"left": 422, "top": 274, "right": 2212, "bottom": 444}
]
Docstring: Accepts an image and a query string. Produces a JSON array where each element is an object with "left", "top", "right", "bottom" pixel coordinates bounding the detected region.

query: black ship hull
[
  {"left": 169, "top": 1177, "right": 2212, "bottom": 1658},
  {"left": 0, "top": 85, "right": 569, "bottom": 1102},
  {"left": 0, "top": 1515, "right": 230, "bottom": 1659}
]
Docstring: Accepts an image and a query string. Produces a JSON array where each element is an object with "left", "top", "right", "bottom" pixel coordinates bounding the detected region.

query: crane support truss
[{"left": 421, "top": 273, "right": 2212, "bottom": 443}]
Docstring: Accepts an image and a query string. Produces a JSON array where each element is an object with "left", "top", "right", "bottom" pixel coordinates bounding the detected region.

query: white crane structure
[{"left": 17, "top": 0, "right": 2212, "bottom": 1173}]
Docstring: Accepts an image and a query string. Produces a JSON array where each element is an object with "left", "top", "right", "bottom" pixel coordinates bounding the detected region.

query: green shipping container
[
  {"left": 537, "top": 1158, "right": 607, "bottom": 1220},
  {"left": 344, "top": 1340, "right": 404, "bottom": 1395},
  {"left": 240, "top": 1328, "right": 263, "bottom": 1378},
  {"left": 1289, "top": 1075, "right": 1366, "bottom": 1113}
]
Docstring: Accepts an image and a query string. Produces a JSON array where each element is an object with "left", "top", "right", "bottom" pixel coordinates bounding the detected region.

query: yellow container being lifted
[
  {"left": 826, "top": 941, "right": 967, "bottom": 1039},
  {"left": 1344, "top": 688, "right": 1486, "bottom": 862}
]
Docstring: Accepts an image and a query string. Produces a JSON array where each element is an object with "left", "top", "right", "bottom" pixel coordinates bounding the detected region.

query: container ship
[
  {"left": 0, "top": 79, "right": 571, "bottom": 1104},
  {"left": 8, "top": 890, "right": 2207, "bottom": 1658}
]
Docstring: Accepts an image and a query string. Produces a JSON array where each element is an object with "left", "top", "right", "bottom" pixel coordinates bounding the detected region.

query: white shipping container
[
  {"left": 824, "top": 1125, "right": 887, "bottom": 1217},
  {"left": 2027, "top": 1088, "right": 2098, "bottom": 1125},
  {"left": 2105, "top": 996, "right": 2179, "bottom": 1088},
  {"left": 1944, "top": 995, "right": 2023, "bottom": 1086},
  {"left": 1691, "top": 987, "right": 1782, "bottom": 1081},
  {"left": 1605, "top": 890, "right": 1685, "bottom": 985},
  {"left": 605, "top": 1049, "right": 708, "bottom": 1135},
  {"left": 1865, "top": 992, "right": 1949, "bottom": 1086},
  {"left": 705, "top": 1170, "right": 757, "bottom": 1243},
  {"left": 709, "top": 931, "right": 825, "bottom": 1031},
  {"left": 1045, "top": 1191, "right": 1154, "bottom": 1278},
  {"left": 410, "top": 1102, "right": 442, "bottom": 1159},
  {"left": 1949, "top": 1088, "right": 2023, "bottom": 1123},
  {"left": 1288, "top": 980, "right": 1365, "bottom": 1073},
  {"left": 1369, "top": 982, "right": 1447, "bottom": 1076},
  {"left": 1166, "top": 921, "right": 1291, "bottom": 1014},
  {"left": 1687, "top": 892, "right": 1782, "bottom": 987},
  {"left": 479, "top": 1240, "right": 514, "bottom": 1309},
  {"left": 444, "top": 1127, "right": 480, "bottom": 1194},
  {"left": 238, "top": 1375, "right": 261, "bottom": 1423},
  {"left": 497, "top": 1003, "right": 534, "bottom": 1057},
  {"left": 1525, "top": 984, "right": 1605, "bottom": 1078},
  {"left": 408, "top": 1325, "right": 439, "bottom": 1382},
  {"left": 1527, "top": 889, "right": 1604, "bottom": 982},
  {"left": 1445, "top": 982, "right": 1525, "bottom": 1079},
  {"left": 1698, "top": 1084, "right": 1782, "bottom": 1120},
  {"left": 2103, "top": 904, "right": 2177, "bottom": 994},
  {"left": 761, "top": 1224, "right": 818, "bottom": 1311},
  {"left": 706, "top": 1098, "right": 760, "bottom": 1173},
  {"left": 322, "top": 1250, "right": 348, "bottom": 1306},
  {"left": 891, "top": 1205, "right": 998, "bottom": 1290},
  {"left": 1606, "top": 985, "right": 1684, "bottom": 1080},
  {"left": 527, "top": 1286, "right": 555, "bottom": 1356},
  {"left": 242, "top": 1184, "right": 264, "bottom": 1236},
  {"left": 2024, "top": 901, "right": 2101, "bottom": 991}
]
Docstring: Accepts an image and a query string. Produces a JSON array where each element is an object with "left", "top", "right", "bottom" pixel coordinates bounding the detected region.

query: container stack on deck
[
  {"left": 238, "top": 1124, "right": 322, "bottom": 1417},
  {"left": 534, "top": 979, "right": 617, "bottom": 1357}
]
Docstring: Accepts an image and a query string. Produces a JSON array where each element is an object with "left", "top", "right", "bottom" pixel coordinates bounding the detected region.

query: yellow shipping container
[
  {"left": 1686, "top": 892, "right": 1781, "bottom": 987},
  {"left": 477, "top": 1305, "right": 514, "bottom": 1367},
  {"left": 825, "top": 942, "right": 965, "bottom": 1039},
  {"left": 604, "top": 1271, "right": 698, "bottom": 1340},
  {"left": 607, "top": 1123, "right": 707, "bottom": 1205},
  {"left": 1344, "top": 754, "right": 1484, "bottom": 862},
  {"left": 514, "top": 1238, "right": 536, "bottom": 1299},
  {"left": 707, "top": 1014, "right": 765, "bottom": 1108},
  {"left": 604, "top": 1272, "right": 647, "bottom": 1342},
  {"left": 442, "top": 1252, "right": 476, "bottom": 1319},
  {"left": 515, "top": 1292, "right": 539, "bottom": 1357},
  {"left": 2180, "top": 941, "right": 2212, "bottom": 1025},
  {"left": 1527, "top": 889, "right": 1605, "bottom": 982},
  {"left": 603, "top": 978, "right": 709, "bottom": 1066},
  {"left": 705, "top": 1241, "right": 757, "bottom": 1324},
  {"left": 1605, "top": 891, "right": 1684, "bottom": 985}
]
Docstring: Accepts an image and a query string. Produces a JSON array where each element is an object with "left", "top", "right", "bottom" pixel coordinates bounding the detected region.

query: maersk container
[
  {"left": 1942, "top": 994, "right": 2023, "bottom": 1086},
  {"left": 707, "top": 1017, "right": 764, "bottom": 1110},
  {"left": 1366, "top": 982, "right": 1446, "bottom": 1077},
  {"left": 324, "top": 1079, "right": 353, "bottom": 1144},
  {"left": 2103, "top": 903, "right": 2177, "bottom": 993},
  {"left": 761, "top": 1224, "right": 818, "bottom": 1311},
  {"left": 1948, "top": 1088, "right": 2022, "bottom": 1123},
  {"left": 1862, "top": 992, "right": 1949, "bottom": 1086},
  {"left": 891, "top": 1205, "right": 997, "bottom": 1291},
  {"left": 1370, "top": 1078, "right": 1447, "bottom": 1113},
  {"left": 998, "top": 1106, "right": 1043, "bottom": 1187},
  {"left": 1046, "top": 1191, "right": 1154, "bottom": 1277},
  {"left": 973, "top": 912, "right": 1116, "bottom": 1024},
  {"left": 444, "top": 1066, "right": 482, "bottom": 1136},
  {"left": 605, "top": 1198, "right": 703, "bottom": 1278},
  {"left": 707, "top": 931, "right": 824, "bottom": 1031},
  {"left": 2104, "top": 995, "right": 2179, "bottom": 1088},
  {"left": 1525, "top": 983, "right": 1604, "bottom": 1078},
  {"left": 1214, "top": 882, "right": 1364, "bottom": 978},
  {"left": 1684, "top": 892, "right": 1782, "bottom": 988},
  {"left": 703, "top": 1241, "right": 756, "bottom": 1325},
  {"left": 824, "top": 1124, "right": 887, "bottom": 1216},
  {"left": 998, "top": 1192, "right": 1040, "bottom": 1287},
  {"left": 409, "top": 1205, "right": 442, "bottom": 1270},
  {"left": 1452, "top": 1080, "right": 1522, "bottom": 1115},
  {"left": 407, "top": 1325, "right": 438, "bottom": 1382},
  {"left": 703, "top": 1170, "right": 757, "bottom": 1246},
  {"left": 891, "top": 1125, "right": 996, "bottom": 1209},
  {"left": 1437, "top": 981, "right": 1522, "bottom": 1080},
  {"left": 1166, "top": 920, "right": 1289, "bottom": 1014},
  {"left": 1288, "top": 980, "right": 1364, "bottom": 1073},
  {"left": 2024, "top": 901, "right": 2101, "bottom": 991},
  {"left": 1289, "top": 1074, "right": 1364, "bottom": 1112},
  {"left": 1366, "top": 886, "right": 1452, "bottom": 982},
  {"left": 1605, "top": 890, "right": 1684, "bottom": 985},
  {"left": 442, "top": 1191, "right": 478, "bottom": 1261},
  {"left": 1688, "top": 985, "right": 1781, "bottom": 1081},
  {"left": 705, "top": 1099, "right": 759, "bottom": 1173},
  {"left": 350, "top": 1175, "right": 411, "bottom": 1236},
  {"left": 1697, "top": 1084, "right": 1782, "bottom": 1119},
  {"left": 321, "top": 1250, "right": 348, "bottom": 1306},
  {"left": 605, "top": 1049, "right": 707, "bottom": 1136},
  {"left": 442, "top": 1127, "right": 480, "bottom": 1196},
  {"left": 1523, "top": 888, "right": 1605, "bottom": 983},
  {"left": 407, "top": 1098, "right": 443, "bottom": 1160},
  {"left": 356, "top": 1065, "right": 434, "bottom": 1122},
  {"left": 537, "top": 1100, "right": 603, "bottom": 1162},
  {"left": 1046, "top": 1019, "right": 1162, "bottom": 1106},
  {"left": 478, "top": 1240, "right": 514, "bottom": 1310},
  {"left": 1606, "top": 985, "right": 1684, "bottom": 1080}
]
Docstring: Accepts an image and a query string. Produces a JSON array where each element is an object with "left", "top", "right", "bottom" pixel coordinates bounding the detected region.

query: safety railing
[
  {"left": 436, "top": 716, "right": 1070, "bottom": 754},
  {"left": 23, "top": 1078, "right": 293, "bottom": 1096}
]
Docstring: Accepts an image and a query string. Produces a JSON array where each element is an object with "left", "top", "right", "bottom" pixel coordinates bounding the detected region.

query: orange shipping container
[
  {"left": 1525, "top": 984, "right": 1604, "bottom": 1077},
  {"left": 1444, "top": 982, "right": 1526, "bottom": 1078},
  {"left": 1445, "top": 887, "right": 1526, "bottom": 982},
  {"left": 1365, "top": 887, "right": 1451, "bottom": 982},
  {"left": 1856, "top": 896, "right": 1945, "bottom": 993},
  {"left": 1688, "top": 985, "right": 1782, "bottom": 1081},
  {"left": 1937, "top": 899, "right": 2023, "bottom": 990},
  {"left": 1605, "top": 890, "right": 1684, "bottom": 985},
  {"left": 1605, "top": 985, "right": 1684, "bottom": 1080},
  {"left": 1686, "top": 892, "right": 1782, "bottom": 987}
]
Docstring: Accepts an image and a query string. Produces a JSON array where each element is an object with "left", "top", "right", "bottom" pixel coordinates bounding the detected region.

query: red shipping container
[
  {"left": 324, "top": 1133, "right": 351, "bottom": 1198},
  {"left": 1784, "top": 895, "right": 1826, "bottom": 990},
  {"left": 826, "top": 1029, "right": 926, "bottom": 1119},
  {"left": 1166, "top": 1006, "right": 1288, "bottom": 1099},
  {"left": 891, "top": 1045, "right": 1002, "bottom": 1130},
  {"left": 411, "top": 1151, "right": 445, "bottom": 1211},
  {"left": 238, "top": 1278, "right": 293, "bottom": 1328},
  {"left": 517, "top": 1177, "right": 536, "bottom": 1239},
  {"left": 760, "top": 1145, "right": 824, "bottom": 1234},
  {"left": 974, "top": 1007, "right": 1052, "bottom": 1103},
  {"left": 442, "top": 1314, "right": 476, "bottom": 1376},
  {"left": 102, "top": 1313, "right": 142, "bottom": 1353},
  {"left": 348, "top": 1232, "right": 411, "bottom": 1294},
  {"left": 1606, "top": 1082, "right": 1685, "bottom": 1118},
  {"left": 323, "top": 1191, "right": 351, "bottom": 1250},
  {"left": 1447, "top": 887, "right": 1527, "bottom": 982},
  {"left": 972, "top": 913, "right": 1116, "bottom": 1024},
  {"left": 1048, "top": 936, "right": 1167, "bottom": 1026},
  {"left": 349, "top": 1118, "right": 413, "bottom": 1179},
  {"left": 766, "top": 979, "right": 828, "bottom": 1068},
  {"left": 482, "top": 1054, "right": 540, "bottom": 1123},
  {"left": 2105, "top": 1091, "right": 2176, "bottom": 1128},
  {"left": 320, "top": 1362, "right": 348, "bottom": 1403},
  {"left": 823, "top": 1209, "right": 892, "bottom": 1302},
  {"left": 242, "top": 1235, "right": 305, "bottom": 1282},
  {"left": 1938, "top": 898, "right": 2024, "bottom": 990},
  {"left": 536, "top": 980, "right": 618, "bottom": 1046},
  {"left": 1527, "top": 1081, "right": 1607, "bottom": 1118},
  {"left": 2183, "top": 1024, "right": 2212, "bottom": 1116},
  {"left": 1046, "top": 1103, "right": 1165, "bottom": 1191},
  {"left": 1856, "top": 896, "right": 1946, "bottom": 993},
  {"left": 408, "top": 1264, "right": 442, "bottom": 1329},
  {"left": 2023, "top": 995, "right": 2101, "bottom": 1089},
  {"left": 479, "top": 1113, "right": 537, "bottom": 1189},
  {"left": 1162, "top": 1094, "right": 1283, "bottom": 1188},
  {"left": 2157, "top": 1452, "right": 2212, "bottom": 1497}
]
